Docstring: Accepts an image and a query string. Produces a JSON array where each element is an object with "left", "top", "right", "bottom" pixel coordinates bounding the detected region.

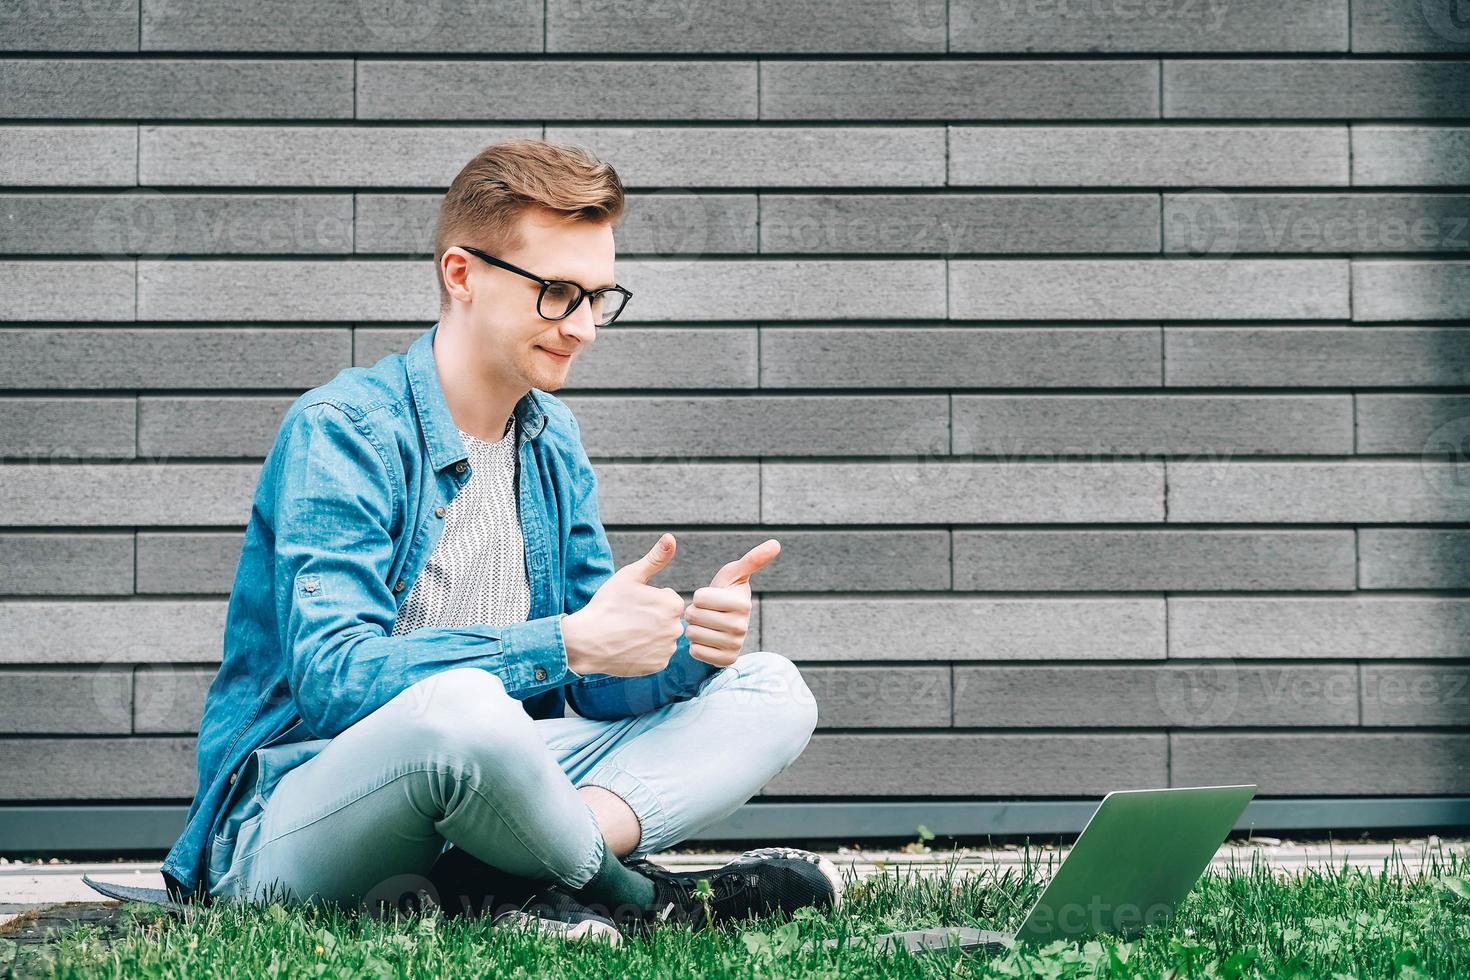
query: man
[{"left": 159, "top": 138, "right": 838, "bottom": 942}]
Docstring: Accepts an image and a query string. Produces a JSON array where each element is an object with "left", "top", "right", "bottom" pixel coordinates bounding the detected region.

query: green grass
[{"left": 10, "top": 846, "right": 1470, "bottom": 979}]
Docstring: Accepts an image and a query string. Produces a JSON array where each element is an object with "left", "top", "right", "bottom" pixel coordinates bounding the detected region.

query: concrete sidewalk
[{"left": 4, "top": 837, "right": 1464, "bottom": 930}]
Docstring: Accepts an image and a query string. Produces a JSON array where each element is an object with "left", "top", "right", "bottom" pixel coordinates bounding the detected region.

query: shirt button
[
  {"left": 533, "top": 666, "right": 548, "bottom": 682},
  {"left": 394, "top": 580, "right": 406, "bottom": 593},
  {"left": 434, "top": 506, "right": 446, "bottom": 518},
  {"left": 454, "top": 461, "right": 467, "bottom": 473},
  {"left": 228, "top": 771, "right": 237, "bottom": 785}
]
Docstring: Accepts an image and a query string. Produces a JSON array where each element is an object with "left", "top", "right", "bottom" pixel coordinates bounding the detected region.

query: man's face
[{"left": 459, "top": 205, "right": 614, "bottom": 392}]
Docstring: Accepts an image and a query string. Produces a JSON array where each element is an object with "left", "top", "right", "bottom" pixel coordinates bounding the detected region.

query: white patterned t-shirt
[{"left": 390, "top": 415, "right": 532, "bottom": 634}]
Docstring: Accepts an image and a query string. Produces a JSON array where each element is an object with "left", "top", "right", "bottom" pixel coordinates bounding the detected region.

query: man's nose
[{"left": 561, "top": 302, "right": 599, "bottom": 342}]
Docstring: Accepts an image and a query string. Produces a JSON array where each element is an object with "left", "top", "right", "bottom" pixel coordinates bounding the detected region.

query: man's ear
[{"left": 440, "top": 249, "right": 473, "bottom": 306}]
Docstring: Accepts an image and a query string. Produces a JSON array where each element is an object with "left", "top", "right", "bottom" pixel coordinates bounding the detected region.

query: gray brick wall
[{"left": 2, "top": 0, "right": 1468, "bottom": 810}]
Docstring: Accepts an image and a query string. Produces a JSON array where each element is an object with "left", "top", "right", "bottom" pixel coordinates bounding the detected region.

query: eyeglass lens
[{"left": 540, "top": 282, "right": 626, "bottom": 326}]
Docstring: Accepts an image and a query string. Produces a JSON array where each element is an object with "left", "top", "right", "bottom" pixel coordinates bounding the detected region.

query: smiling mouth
[{"left": 538, "top": 346, "right": 573, "bottom": 361}]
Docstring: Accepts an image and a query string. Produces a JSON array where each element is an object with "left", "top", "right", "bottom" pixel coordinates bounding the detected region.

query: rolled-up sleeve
[
  {"left": 273, "top": 401, "right": 568, "bottom": 739},
  {"left": 558, "top": 413, "right": 719, "bottom": 720}
]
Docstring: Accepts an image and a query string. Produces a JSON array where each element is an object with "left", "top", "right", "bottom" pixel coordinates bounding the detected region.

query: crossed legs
[{"left": 205, "top": 651, "right": 818, "bottom": 913}]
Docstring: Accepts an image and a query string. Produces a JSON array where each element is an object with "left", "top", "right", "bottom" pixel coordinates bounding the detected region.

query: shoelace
[{"left": 633, "top": 862, "right": 762, "bottom": 922}]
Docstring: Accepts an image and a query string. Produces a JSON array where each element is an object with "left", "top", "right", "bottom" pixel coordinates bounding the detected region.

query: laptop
[{"left": 814, "top": 784, "right": 1257, "bottom": 956}]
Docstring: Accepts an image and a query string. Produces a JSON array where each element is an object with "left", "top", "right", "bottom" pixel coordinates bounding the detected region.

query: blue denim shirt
[{"left": 161, "top": 320, "right": 719, "bottom": 901}]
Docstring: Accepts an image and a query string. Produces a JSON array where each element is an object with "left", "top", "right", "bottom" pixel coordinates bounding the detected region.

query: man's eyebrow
[{"left": 548, "top": 273, "right": 616, "bottom": 290}]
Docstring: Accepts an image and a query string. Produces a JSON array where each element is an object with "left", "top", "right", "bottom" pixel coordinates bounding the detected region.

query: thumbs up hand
[
  {"left": 561, "top": 532, "right": 688, "bottom": 678},
  {"left": 684, "top": 538, "right": 779, "bottom": 667}
]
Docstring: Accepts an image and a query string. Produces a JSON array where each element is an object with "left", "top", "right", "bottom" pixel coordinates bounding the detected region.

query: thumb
[
  {"left": 620, "top": 532, "right": 677, "bottom": 585},
  {"left": 710, "top": 538, "right": 780, "bottom": 588}
]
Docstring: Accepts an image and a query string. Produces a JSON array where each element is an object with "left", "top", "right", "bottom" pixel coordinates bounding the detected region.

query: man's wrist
[
  {"left": 562, "top": 615, "right": 584, "bottom": 678},
  {"left": 561, "top": 610, "right": 595, "bottom": 676}
]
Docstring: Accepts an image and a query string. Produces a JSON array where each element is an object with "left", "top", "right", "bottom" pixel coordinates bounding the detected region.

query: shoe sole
[
  {"left": 735, "top": 846, "right": 846, "bottom": 911},
  {"left": 492, "top": 909, "right": 624, "bottom": 946}
]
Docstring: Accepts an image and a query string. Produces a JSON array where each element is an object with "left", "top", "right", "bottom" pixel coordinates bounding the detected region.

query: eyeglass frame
[{"left": 453, "top": 244, "right": 633, "bottom": 326}]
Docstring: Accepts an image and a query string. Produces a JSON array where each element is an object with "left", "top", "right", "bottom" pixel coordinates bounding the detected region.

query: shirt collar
[{"left": 406, "top": 321, "right": 549, "bottom": 473}]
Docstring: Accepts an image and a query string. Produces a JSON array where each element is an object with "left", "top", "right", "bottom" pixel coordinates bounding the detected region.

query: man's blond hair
[{"left": 433, "top": 138, "right": 626, "bottom": 313}]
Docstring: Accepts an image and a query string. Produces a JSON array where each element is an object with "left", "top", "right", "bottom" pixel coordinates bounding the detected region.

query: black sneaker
[
  {"left": 491, "top": 884, "right": 624, "bottom": 945},
  {"left": 625, "top": 847, "right": 844, "bottom": 930}
]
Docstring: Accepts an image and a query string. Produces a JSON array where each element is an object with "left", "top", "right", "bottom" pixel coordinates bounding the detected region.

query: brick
[
  {"left": 761, "top": 61, "right": 1159, "bottom": 119},
  {"left": 0, "top": 194, "right": 353, "bottom": 255},
  {"left": 562, "top": 394, "right": 946, "bottom": 457},
  {"left": 352, "top": 329, "right": 418, "bottom": 365},
  {"left": 1169, "top": 461, "right": 1470, "bottom": 523},
  {"left": 547, "top": 0, "right": 944, "bottom": 53},
  {"left": 542, "top": 127, "right": 946, "bottom": 187},
  {"left": 802, "top": 667, "right": 951, "bottom": 728},
  {"left": 953, "top": 530, "right": 1355, "bottom": 591},
  {"left": 1354, "top": 260, "right": 1470, "bottom": 321},
  {"left": 1165, "top": 327, "right": 1470, "bottom": 388},
  {"left": 567, "top": 326, "right": 758, "bottom": 387},
  {"left": 613, "top": 193, "right": 759, "bottom": 256},
  {"left": 0, "top": 398, "right": 135, "bottom": 458},
  {"left": 0, "top": 464, "right": 258, "bottom": 526},
  {"left": 953, "top": 395, "right": 1352, "bottom": 456},
  {"left": 607, "top": 529, "right": 950, "bottom": 592},
  {"left": 356, "top": 326, "right": 758, "bottom": 388},
  {"left": 0, "top": 329, "right": 349, "bottom": 389},
  {"left": 0, "top": 60, "right": 352, "bottom": 118},
  {"left": 760, "top": 194, "right": 1160, "bottom": 254},
  {"left": 357, "top": 192, "right": 758, "bottom": 255},
  {"left": 139, "top": 396, "right": 293, "bottom": 458},
  {"left": 0, "top": 600, "right": 226, "bottom": 664},
  {"left": 616, "top": 259, "right": 946, "bottom": 321},
  {"left": 1359, "top": 529, "right": 1470, "bottom": 589},
  {"left": 0, "top": 737, "right": 196, "bottom": 799},
  {"left": 1169, "top": 596, "right": 1470, "bottom": 659},
  {"left": 764, "top": 460, "right": 1162, "bottom": 523},
  {"left": 950, "top": 0, "right": 1347, "bottom": 52},
  {"left": 950, "top": 260, "right": 1349, "bottom": 321},
  {"left": 0, "top": 669, "right": 132, "bottom": 734},
  {"left": 1170, "top": 733, "right": 1470, "bottom": 795},
  {"left": 764, "top": 734, "right": 1168, "bottom": 796},
  {"left": 134, "top": 665, "right": 215, "bottom": 734},
  {"left": 0, "top": 0, "right": 138, "bottom": 51},
  {"left": 949, "top": 127, "right": 1348, "bottom": 187},
  {"left": 1361, "top": 665, "right": 1470, "bottom": 727},
  {"left": 762, "top": 596, "right": 1165, "bottom": 661},
  {"left": 954, "top": 665, "right": 1359, "bottom": 728},
  {"left": 1352, "top": 0, "right": 1470, "bottom": 52},
  {"left": 1163, "top": 61, "right": 1470, "bottom": 118},
  {"left": 358, "top": 60, "right": 754, "bottom": 120},
  {"left": 142, "top": 0, "right": 541, "bottom": 52},
  {"left": 139, "top": 126, "right": 540, "bottom": 187},
  {"left": 761, "top": 327, "right": 1160, "bottom": 388},
  {"left": 352, "top": 196, "right": 440, "bottom": 254},
  {"left": 137, "top": 260, "right": 432, "bottom": 321},
  {"left": 136, "top": 532, "right": 244, "bottom": 594},
  {"left": 0, "top": 261, "right": 134, "bottom": 320},
  {"left": 1357, "top": 394, "right": 1470, "bottom": 453},
  {"left": 0, "top": 126, "right": 136, "bottom": 187},
  {"left": 0, "top": 534, "right": 133, "bottom": 595},
  {"left": 1353, "top": 127, "right": 1470, "bottom": 186},
  {"left": 1163, "top": 193, "right": 1470, "bottom": 254},
  {"left": 594, "top": 463, "right": 759, "bottom": 524}
]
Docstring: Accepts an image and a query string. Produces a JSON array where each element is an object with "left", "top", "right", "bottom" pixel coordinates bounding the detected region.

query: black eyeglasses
[{"left": 455, "top": 244, "right": 633, "bottom": 327}]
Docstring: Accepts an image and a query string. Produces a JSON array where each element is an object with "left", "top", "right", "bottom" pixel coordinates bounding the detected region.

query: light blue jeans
[{"left": 205, "top": 651, "right": 817, "bottom": 913}]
